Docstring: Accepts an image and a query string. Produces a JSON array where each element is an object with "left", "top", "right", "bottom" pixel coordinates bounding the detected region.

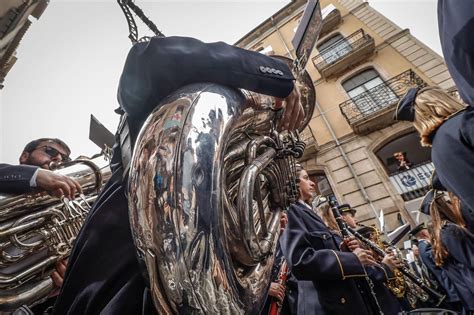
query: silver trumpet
[{"left": 0, "top": 156, "right": 111, "bottom": 311}]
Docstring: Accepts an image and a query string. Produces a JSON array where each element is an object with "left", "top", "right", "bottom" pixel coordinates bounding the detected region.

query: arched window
[
  {"left": 375, "top": 132, "right": 433, "bottom": 201},
  {"left": 342, "top": 69, "right": 398, "bottom": 116},
  {"left": 317, "top": 33, "right": 351, "bottom": 64}
]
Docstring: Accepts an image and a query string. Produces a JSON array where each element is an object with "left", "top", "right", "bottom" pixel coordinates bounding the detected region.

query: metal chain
[
  {"left": 117, "top": 0, "right": 165, "bottom": 45},
  {"left": 363, "top": 266, "right": 384, "bottom": 315}
]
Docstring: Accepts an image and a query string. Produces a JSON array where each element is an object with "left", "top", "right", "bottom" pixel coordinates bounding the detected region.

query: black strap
[{"left": 117, "top": 113, "right": 133, "bottom": 179}]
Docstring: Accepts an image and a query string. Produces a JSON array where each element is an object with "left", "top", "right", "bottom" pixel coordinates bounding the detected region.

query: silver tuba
[
  {"left": 127, "top": 55, "right": 316, "bottom": 314},
  {"left": 0, "top": 156, "right": 111, "bottom": 311}
]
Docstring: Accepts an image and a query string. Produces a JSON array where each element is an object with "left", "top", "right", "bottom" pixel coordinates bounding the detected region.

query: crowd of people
[{"left": 1, "top": 1, "right": 473, "bottom": 314}]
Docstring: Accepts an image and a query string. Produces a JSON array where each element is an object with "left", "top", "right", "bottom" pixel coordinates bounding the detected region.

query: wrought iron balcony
[
  {"left": 389, "top": 161, "right": 434, "bottom": 201},
  {"left": 312, "top": 29, "right": 375, "bottom": 78},
  {"left": 339, "top": 70, "right": 427, "bottom": 134}
]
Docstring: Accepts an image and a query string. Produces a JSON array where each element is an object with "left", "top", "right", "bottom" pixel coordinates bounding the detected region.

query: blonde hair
[
  {"left": 412, "top": 87, "right": 465, "bottom": 147},
  {"left": 317, "top": 203, "right": 340, "bottom": 233},
  {"left": 430, "top": 192, "right": 466, "bottom": 266}
]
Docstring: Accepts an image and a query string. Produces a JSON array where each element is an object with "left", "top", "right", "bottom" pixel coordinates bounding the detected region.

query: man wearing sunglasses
[{"left": 0, "top": 138, "right": 81, "bottom": 199}]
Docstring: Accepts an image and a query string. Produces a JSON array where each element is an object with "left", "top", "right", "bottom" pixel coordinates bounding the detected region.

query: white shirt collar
[{"left": 298, "top": 199, "right": 312, "bottom": 210}]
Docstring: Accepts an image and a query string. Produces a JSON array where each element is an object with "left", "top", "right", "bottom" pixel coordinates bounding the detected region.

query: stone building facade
[{"left": 236, "top": 0, "right": 456, "bottom": 230}]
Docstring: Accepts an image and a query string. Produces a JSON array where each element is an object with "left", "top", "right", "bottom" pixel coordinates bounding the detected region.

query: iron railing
[
  {"left": 312, "top": 29, "right": 373, "bottom": 71},
  {"left": 339, "top": 70, "right": 427, "bottom": 124},
  {"left": 389, "top": 161, "right": 434, "bottom": 201}
]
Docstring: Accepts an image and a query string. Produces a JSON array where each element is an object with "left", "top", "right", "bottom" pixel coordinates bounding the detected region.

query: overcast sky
[{"left": 0, "top": 0, "right": 439, "bottom": 163}]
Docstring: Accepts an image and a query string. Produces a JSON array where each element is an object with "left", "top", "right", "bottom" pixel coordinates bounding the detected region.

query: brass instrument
[
  {"left": 0, "top": 156, "right": 111, "bottom": 311},
  {"left": 127, "top": 58, "right": 315, "bottom": 314},
  {"left": 357, "top": 224, "right": 406, "bottom": 298},
  {"left": 346, "top": 225, "right": 446, "bottom": 306}
]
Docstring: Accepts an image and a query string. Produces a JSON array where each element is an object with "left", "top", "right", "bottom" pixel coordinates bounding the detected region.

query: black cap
[
  {"left": 420, "top": 189, "right": 435, "bottom": 215},
  {"left": 356, "top": 225, "right": 375, "bottom": 237},
  {"left": 338, "top": 204, "right": 356, "bottom": 215},
  {"left": 394, "top": 87, "right": 419, "bottom": 122},
  {"left": 430, "top": 170, "right": 446, "bottom": 191},
  {"left": 409, "top": 222, "right": 427, "bottom": 236}
]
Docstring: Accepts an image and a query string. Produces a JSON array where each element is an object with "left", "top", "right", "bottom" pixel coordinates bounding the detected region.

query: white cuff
[{"left": 30, "top": 169, "right": 40, "bottom": 187}]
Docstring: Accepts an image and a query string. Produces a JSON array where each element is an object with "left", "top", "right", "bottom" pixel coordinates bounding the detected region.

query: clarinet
[
  {"left": 346, "top": 225, "right": 446, "bottom": 307},
  {"left": 328, "top": 197, "right": 384, "bottom": 315},
  {"left": 268, "top": 259, "right": 289, "bottom": 315}
]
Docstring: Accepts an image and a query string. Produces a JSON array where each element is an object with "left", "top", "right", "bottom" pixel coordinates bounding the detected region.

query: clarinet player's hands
[
  {"left": 345, "top": 236, "right": 361, "bottom": 252},
  {"left": 354, "top": 248, "right": 377, "bottom": 266},
  {"left": 274, "top": 85, "right": 304, "bottom": 131},
  {"left": 382, "top": 252, "right": 404, "bottom": 271},
  {"left": 268, "top": 282, "right": 285, "bottom": 302}
]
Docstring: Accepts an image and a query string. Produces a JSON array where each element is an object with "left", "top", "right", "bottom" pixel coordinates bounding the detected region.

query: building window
[
  {"left": 317, "top": 33, "right": 351, "bottom": 64},
  {"left": 375, "top": 132, "right": 433, "bottom": 201},
  {"left": 342, "top": 69, "right": 398, "bottom": 115},
  {"left": 309, "top": 172, "right": 334, "bottom": 199}
]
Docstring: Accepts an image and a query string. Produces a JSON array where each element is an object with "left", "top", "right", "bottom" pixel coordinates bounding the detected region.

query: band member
[
  {"left": 53, "top": 36, "right": 304, "bottom": 314},
  {"left": 0, "top": 138, "right": 81, "bottom": 313},
  {"left": 280, "top": 165, "right": 388, "bottom": 315},
  {"left": 437, "top": 1, "right": 474, "bottom": 107},
  {"left": 394, "top": 86, "right": 474, "bottom": 232},
  {"left": 0, "top": 138, "right": 81, "bottom": 198},
  {"left": 427, "top": 190, "right": 474, "bottom": 313},
  {"left": 339, "top": 204, "right": 403, "bottom": 314},
  {"left": 410, "top": 218, "right": 463, "bottom": 312}
]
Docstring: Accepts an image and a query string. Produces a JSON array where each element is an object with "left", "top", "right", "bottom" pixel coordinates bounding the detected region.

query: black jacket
[
  {"left": 280, "top": 201, "right": 374, "bottom": 315},
  {"left": 0, "top": 163, "right": 38, "bottom": 194}
]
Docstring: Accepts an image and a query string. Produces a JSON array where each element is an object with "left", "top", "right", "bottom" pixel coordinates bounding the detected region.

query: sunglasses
[{"left": 37, "top": 146, "right": 71, "bottom": 162}]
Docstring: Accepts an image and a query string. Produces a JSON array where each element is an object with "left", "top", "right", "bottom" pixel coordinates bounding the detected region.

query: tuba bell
[
  {"left": 0, "top": 156, "right": 111, "bottom": 311},
  {"left": 127, "top": 57, "right": 315, "bottom": 314}
]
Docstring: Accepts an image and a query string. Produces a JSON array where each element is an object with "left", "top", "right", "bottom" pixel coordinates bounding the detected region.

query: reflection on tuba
[
  {"left": 0, "top": 156, "right": 111, "bottom": 311},
  {"left": 127, "top": 57, "right": 316, "bottom": 314}
]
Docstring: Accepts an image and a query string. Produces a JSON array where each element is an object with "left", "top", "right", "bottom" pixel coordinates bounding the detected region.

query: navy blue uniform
[
  {"left": 440, "top": 223, "right": 474, "bottom": 312},
  {"left": 435, "top": 1, "right": 474, "bottom": 232},
  {"left": 280, "top": 201, "right": 375, "bottom": 315},
  {"left": 0, "top": 164, "right": 38, "bottom": 194},
  {"left": 53, "top": 36, "right": 295, "bottom": 314},
  {"left": 438, "top": 0, "right": 474, "bottom": 107},
  {"left": 418, "top": 239, "right": 462, "bottom": 309}
]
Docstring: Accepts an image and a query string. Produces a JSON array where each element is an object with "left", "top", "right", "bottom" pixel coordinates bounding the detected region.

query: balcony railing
[
  {"left": 389, "top": 161, "right": 434, "bottom": 201},
  {"left": 339, "top": 70, "right": 427, "bottom": 134},
  {"left": 312, "top": 29, "right": 374, "bottom": 77}
]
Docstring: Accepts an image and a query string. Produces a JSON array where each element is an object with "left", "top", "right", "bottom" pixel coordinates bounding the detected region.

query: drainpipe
[{"left": 315, "top": 101, "right": 382, "bottom": 228}]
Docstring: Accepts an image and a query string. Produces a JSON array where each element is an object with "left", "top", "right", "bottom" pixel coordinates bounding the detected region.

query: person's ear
[{"left": 19, "top": 152, "right": 30, "bottom": 164}]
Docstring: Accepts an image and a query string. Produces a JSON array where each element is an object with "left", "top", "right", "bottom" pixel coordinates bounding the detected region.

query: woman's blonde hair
[
  {"left": 412, "top": 87, "right": 465, "bottom": 146},
  {"left": 316, "top": 202, "right": 340, "bottom": 233}
]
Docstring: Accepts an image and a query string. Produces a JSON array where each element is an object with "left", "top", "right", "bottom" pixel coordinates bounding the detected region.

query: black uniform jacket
[
  {"left": 440, "top": 223, "right": 474, "bottom": 311},
  {"left": 0, "top": 163, "right": 38, "bottom": 194},
  {"left": 53, "top": 36, "right": 295, "bottom": 314},
  {"left": 418, "top": 239, "right": 460, "bottom": 303},
  {"left": 280, "top": 201, "right": 372, "bottom": 315},
  {"left": 438, "top": 0, "right": 474, "bottom": 106},
  {"left": 431, "top": 110, "right": 474, "bottom": 233}
]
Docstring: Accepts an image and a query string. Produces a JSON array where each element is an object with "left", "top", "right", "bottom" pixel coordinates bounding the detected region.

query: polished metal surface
[
  {"left": 128, "top": 72, "right": 315, "bottom": 314},
  {"left": 0, "top": 156, "right": 111, "bottom": 311}
]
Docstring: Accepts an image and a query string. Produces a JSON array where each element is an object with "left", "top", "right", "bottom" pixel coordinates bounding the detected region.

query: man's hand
[
  {"left": 36, "top": 169, "right": 82, "bottom": 199},
  {"left": 49, "top": 259, "right": 68, "bottom": 297},
  {"left": 268, "top": 282, "right": 285, "bottom": 302},
  {"left": 382, "top": 252, "right": 404, "bottom": 271},
  {"left": 353, "top": 248, "right": 377, "bottom": 266},
  {"left": 274, "top": 85, "right": 304, "bottom": 131}
]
